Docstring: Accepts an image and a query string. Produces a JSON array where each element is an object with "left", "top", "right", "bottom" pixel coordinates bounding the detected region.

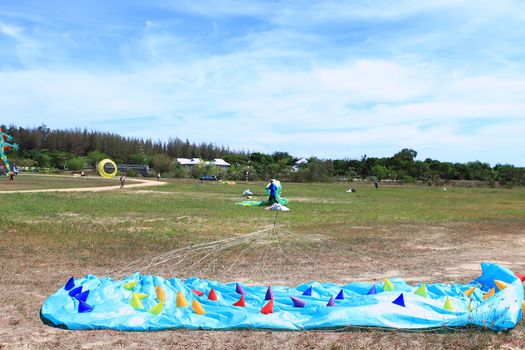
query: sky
[{"left": 1, "top": 0, "right": 524, "bottom": 166}]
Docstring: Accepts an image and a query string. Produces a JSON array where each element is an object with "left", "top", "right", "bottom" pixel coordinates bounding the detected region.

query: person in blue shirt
[{"left": 267, "top": 179, "right": 278, "bottom": 205}]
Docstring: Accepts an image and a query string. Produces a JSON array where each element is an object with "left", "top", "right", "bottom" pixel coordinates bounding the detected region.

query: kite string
[{"left": 110, "top": 226, "right": 276, "bottom": 278}]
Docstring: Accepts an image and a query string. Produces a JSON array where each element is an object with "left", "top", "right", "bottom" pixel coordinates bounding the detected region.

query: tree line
[{"left": 3, "top": 124, "right": 524, "bottom": 186}]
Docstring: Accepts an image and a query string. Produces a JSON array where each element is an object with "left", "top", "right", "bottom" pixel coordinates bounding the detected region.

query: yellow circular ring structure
[{"left": 97, "top": 158, "right": 118, "bottom": 178}]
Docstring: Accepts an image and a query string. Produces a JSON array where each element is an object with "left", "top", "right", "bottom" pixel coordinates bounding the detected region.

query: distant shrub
[{"left": 67, "top": 157, "right": 86, "bottom": 171}]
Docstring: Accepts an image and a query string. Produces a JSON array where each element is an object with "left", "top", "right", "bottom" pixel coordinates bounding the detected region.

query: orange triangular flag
[
  {"left": 192, "top": 299, "right": 206, "bottom": 315},
  {"left": 208, "top": 288, "right": 218, "bottom": 301},
  {"left": 463, "top": 286, "right": 475, "bottom": 297},
  {"left": 155, "top": 286, "right": 166, "bottom": 301},
  {"left": 261, "top": 299, "right": 274, "bottom": 314},
  {"left": 176, "top": 291, "right": 188, "bottom": 307},
  {"left": 494, "top": 280, "right": 509, "bottom": 292},
  {"left": 482, "top": 287, "right": 495, "bottom": 300},
  {"left": 233, "top": 294, "right": 246, "bottom": 307}
]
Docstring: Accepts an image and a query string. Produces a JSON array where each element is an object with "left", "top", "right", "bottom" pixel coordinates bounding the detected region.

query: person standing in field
[
  {"left": 120, "top": 173, "right": 126, "bottom": 189},
  {"left": 267, "top": 179, "right": 278, "bottom": 205},
  {"left": 8, "top": 170, "right": 14, "bottom": 181}
]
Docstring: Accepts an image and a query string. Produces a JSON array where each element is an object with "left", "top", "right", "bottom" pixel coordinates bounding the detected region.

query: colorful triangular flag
[
  {"left": 176, "top": 291, "right": 189, "bottom": 307},
  {"left": 335, "top": 289, "right": 344, "bottom": 300},
  {"left": 413, "top": 284, "right": 428, "bottom": 298},
  {"left": 192, "top": 299, "right": 206, "bottom": 315},
  {"left": 302, "top": 286, "right": 313, "bottom": 296},
  {"left": 494, "top": 280, "right": 509, "bottom": 292},
  {"left": 78, "top": 300, "right": 93, "bottom": 313},
  {"left": 265, "top": 286, "right": 274, "bottom": 300},
  {"left": 261, "top": 299, "right": 274, "bottom": 314},
  {"left": 148, "top": 301, "right": 164, "bottom": 315},
  {"left": 122, "top": 280, "right": 137, "bottom": 290},
  {"left": 392, "top": 293, "right": 405, "bottom": 307},
  {"left": 75, "top": 290, "right": 90, "bottom": 302},
  {"left": 192, "top": 289, "right": 204, "bottom": 296},
  {"left": 443, "top": 296, "right": 454, "bottom": 311},
  {"left": 64, "top": 277, "right": 75, "bottom": 291},
  {"left": 68, "top": 286, "right": 82, "bottom": 298},
  {"left": 463, "top": 286, "right": 476, "bottom": 297},
  {"left": 291, "top": 296, "right": 306, "bottom": 308},
  {"left": 236, "top": 283, "right": 246, "bottom": 295},
  {"left": 233, "top": 294, "right": 246, "bottom": 307},
  {"left": 208, "top": 289, "right": 218, "bottom": 301},
  {"left": 383, "top": 278, "right": 395, "bottom": 292},
  {"left": 482, "top": 287, "right": 495, "bottom": 300}
]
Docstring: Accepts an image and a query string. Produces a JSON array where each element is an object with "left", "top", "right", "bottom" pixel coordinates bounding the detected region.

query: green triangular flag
[
  {"left": 443, "top": 296, "right": 454, "bottom": 311},
  {"left": 123, "top": 280, "right": 137, "bottom": 290},
  {"left": 414, "top": 284, "right": 428, "bottom": 298},
  {"left": 383, "top": 278, "right": 395, "bottom": 292}
]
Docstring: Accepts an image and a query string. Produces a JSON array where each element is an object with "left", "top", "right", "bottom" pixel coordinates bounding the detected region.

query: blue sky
[{"left": 1, "top": 0, "right": 524, "bottom": 165}]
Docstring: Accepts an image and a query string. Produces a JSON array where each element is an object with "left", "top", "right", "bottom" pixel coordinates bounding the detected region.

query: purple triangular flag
[
  {"left": 64, "top": 277, "right": 75, "bottom": 291},
  {"left": 236, "top": 283, "right": 246, "bottom": 295},
  {"left": 75, "top": 290, "right": 90, "bottom": 302},
  {"left": 78, "top": 300, "right": 93, "bottom": 313},
  {"left": 265, "top": 286, "right": 274, "bottom": 300},
  {"left": 68, "top": 286, "right": 83, "bottom": 297},
  {"left": 335, "top": 289, "right": 345, "bottom": 300},
  {"left": 302, "top": 286, "right": 313, "bottom": 296},
  {"left": 327, "top": 296, "right": 335, "bottom": 306},
  {"left": 367, "top": 285, "right": 377, "bottom": 295},
  {"left": 290, "top": 296, "right": 306, "bottom": 308},
  {"left": 392, "top": 293, "right": 405, "bottom": 307}
]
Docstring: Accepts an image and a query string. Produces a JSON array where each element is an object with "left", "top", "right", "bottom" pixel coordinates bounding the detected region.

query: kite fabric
[
  {"left": 238, "top": 180, "right": 288, "bottom": 207},
  {"left": 41, "top": 263, "right": 523, "bottom": 331}
]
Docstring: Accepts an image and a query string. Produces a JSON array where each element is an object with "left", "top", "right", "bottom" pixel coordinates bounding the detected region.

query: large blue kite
[{"left": 41, "top": 263, "right": 523, "bottom": 331}]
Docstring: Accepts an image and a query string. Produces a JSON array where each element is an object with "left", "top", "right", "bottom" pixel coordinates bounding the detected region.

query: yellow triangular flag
[
  {"left": 130, "top": 294, "right": 144, "bottom": 309},
  {"left": 383, "top": 278, "right": 395, "bottom": 292},
  {"left": 176, "top": 291, "right": 188, "bottom": 307},
  {"left": 494, "top": 280, "right": 509, "bottom": 292},
  {"left": 192, "top": 298, "right": 206, "bottom": 315},
  {"left": 413, "top": 284, "right": 428, "bottom": 298},
  {"left": 482, "top": 287, "right": 495, "bottom": 300},
  {"left": 134, "top": 292, "right": 148, "bottom": 300},
  {"left": 463, "top": 286, "right": 476, "bottom": 297},
  {"left": 123, "top": 280, "right": 138, "bottom": 290},
  {"left": 155, "top": 286, "right": 166, "bottom": 301},
  {"left": 443, "top": 296, "right": 454, "bottom": 311},
  {"left": 148, "top": 301, "right": 164, "bottom": 315},
  {"left": 522, "top": 301, "right": 525, "bottom": 313},
  {"left": 468, "top": 301, "right": 472, "bottom": 312}
]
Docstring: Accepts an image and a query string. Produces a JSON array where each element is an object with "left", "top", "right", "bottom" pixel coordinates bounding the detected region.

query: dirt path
[{"left": 0, "top": 177, "right": 168, "bottom": 193}]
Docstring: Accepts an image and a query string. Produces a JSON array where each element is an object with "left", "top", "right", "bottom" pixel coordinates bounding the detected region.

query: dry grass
[{"left": 0, "top": 178, "right": 524, "bottom": 349}]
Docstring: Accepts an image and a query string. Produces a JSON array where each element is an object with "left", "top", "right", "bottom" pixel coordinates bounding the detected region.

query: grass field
[{"left": 0, "top": 176, "right": 524, "bottom": 349}]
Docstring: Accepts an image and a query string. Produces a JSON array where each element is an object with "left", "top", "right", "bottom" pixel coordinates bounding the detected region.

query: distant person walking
[
  {"left": 8, "top": 170, "right": 14, "bottom": 181},
  {"left": 120, "top": 173, "right": 126, "bottom": 189},
  {"left": 374, "top": 181, "right": 379, "bottom": 189}
]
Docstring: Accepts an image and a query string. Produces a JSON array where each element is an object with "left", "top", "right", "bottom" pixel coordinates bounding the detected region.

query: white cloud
[
  {"left": 0, "top": 21, "right": 23, "bottom": 38},
  {"left": 1, "top": 0, "right": 525, "bottom": 166}
]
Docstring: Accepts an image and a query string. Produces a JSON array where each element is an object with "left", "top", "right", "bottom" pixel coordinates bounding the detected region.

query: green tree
[
  {"left": 371, "top": 164, "right": 388, "bottom": 180},
  {"left": 152, "top": 154, "right": 173, "bottom": 174},
  {"left": 86, "top": 151, "right": 108, "bottom": 166},
  {"left": 67, "top": 157, "right": 86, "bottom": 171}
]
